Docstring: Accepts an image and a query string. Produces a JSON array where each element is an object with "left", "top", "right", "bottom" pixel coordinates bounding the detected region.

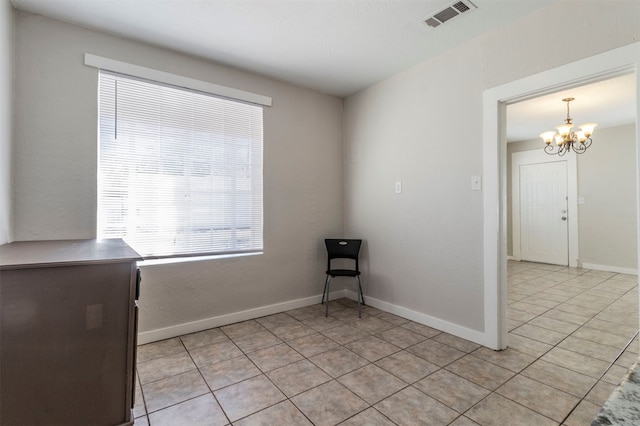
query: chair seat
[{"left": 327, "top": 269, "right": 361, "bottom": 277}]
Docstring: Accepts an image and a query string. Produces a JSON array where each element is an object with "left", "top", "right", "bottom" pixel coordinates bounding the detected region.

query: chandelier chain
[{"left": 563, "top": 97, "right": 574, "bottom": 124}]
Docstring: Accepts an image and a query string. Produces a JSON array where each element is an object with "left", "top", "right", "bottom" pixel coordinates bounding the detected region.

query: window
[{"left": 97, "top": 71, "right": 263, "bottom": 259}]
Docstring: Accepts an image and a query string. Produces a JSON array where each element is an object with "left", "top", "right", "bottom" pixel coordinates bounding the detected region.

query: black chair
[{"left": 322, "top": 239, "right": 364, "bottom": 317}]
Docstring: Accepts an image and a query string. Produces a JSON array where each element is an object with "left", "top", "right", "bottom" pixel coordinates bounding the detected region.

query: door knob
[{"left": 561, "top": 216, "right": 567, "bottom": 221}]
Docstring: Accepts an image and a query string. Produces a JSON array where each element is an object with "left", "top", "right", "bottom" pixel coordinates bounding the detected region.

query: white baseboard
[
  {"left": 581, "top": 262, "right": 638, "bottom": 276},
  {"left": 139, "top": 288, "right": 490, "bottom": 349},
  {"left": 138, "top": 290, "right": 348, "bottom": 345},
  {"left": 342, "top": 290, "right": 488, "bottom": 348}
]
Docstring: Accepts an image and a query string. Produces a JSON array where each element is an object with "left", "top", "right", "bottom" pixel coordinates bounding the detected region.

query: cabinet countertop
[
  {"left": 592, "top": 357, "right": 640, "bottom": 425},
  {"left": 0, "top": 239, "right": 143, "bottom": 270}
]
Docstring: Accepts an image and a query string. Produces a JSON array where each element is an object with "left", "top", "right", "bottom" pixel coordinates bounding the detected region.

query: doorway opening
[{"left": 481, "top": 42, "right": 640, "bottom": 350}]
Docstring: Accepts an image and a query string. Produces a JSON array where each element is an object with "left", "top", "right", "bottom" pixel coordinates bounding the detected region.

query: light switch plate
[{"left": 395, "top": 181, "right": 402, "bottom": 194}]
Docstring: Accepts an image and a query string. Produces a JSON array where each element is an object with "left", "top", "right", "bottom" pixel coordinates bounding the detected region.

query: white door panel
[
  {"left": 519, "top": 161, "right": 568, "bottom": 265},
  {"left": 511, "top": 149, "right": 578, "bottom": 267}
]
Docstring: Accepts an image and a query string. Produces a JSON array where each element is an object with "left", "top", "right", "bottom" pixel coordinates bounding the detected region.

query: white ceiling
[
  {"left": 507, "top": 73, "right": 637, "bottom": 142},
  {"left": 9, "top": 0, "right": 637, "bottom": 139},
  {"left": 10, "top": 0, "right": 553, "bottom": 97}
]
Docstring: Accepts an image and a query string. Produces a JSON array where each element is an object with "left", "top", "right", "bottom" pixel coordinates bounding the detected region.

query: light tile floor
[{"left": 133, "top": 261, "right": 639, "bottom": 425}]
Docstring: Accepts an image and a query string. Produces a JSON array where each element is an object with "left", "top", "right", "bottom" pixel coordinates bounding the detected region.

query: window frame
[{"left": 88, "top": 54, "right": 272, "bottom": 260}]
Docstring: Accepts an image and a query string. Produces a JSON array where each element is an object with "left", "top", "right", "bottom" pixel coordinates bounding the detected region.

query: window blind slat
[{"left": 97, "top": 71, "right": 263, "bottom": 258}]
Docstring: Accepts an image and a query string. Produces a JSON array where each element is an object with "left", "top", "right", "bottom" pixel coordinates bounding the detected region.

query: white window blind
[{"left": 97, "top": 70, "right": 263, "bottom": 259}]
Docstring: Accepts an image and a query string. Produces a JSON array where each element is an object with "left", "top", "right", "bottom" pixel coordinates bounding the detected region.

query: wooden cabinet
[{"left": 0, "top": 239, "right": 142, "bottom": 426}]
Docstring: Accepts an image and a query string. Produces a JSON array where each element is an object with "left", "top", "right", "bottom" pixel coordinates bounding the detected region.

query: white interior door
[
  {"left": 519, "top": 161, "right": 569, "bottom": 265},
  {"left": 512, "top": 150, "right": 578, "bottom": 267}
]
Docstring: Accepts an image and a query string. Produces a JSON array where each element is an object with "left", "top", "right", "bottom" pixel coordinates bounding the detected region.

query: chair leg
[
  {"left": 356, "top": 276, "right": 362, "bottom": 318},
  {"left": 322, "top": 275, "right": 330, "bottom": 305},
  {"left": 325, "top": 276, "right": 332, "bottom": 317},
  {"left": 357, "top": 276, "right": 364, "bottom": 305}
]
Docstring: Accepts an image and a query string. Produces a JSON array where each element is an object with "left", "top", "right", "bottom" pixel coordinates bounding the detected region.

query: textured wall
[
  {"left": 11, "top": 1, "right": 640, "bottom": 345},
  {"left": 577, "top": 124, "right": 637, "bottom": 270},
  {"left": 343, "top": 1, "right": 640, "bottom": 334},
  {"left": 13, "top": 12, "right": 344, "bottom": 336}
]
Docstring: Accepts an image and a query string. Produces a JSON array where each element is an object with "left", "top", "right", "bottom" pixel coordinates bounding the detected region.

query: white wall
[
  {"left": 343, "top": 1, "right": 640, "bottom": 341},
  {"left": 0, "top": 0, "right": 13, "bottom": 245},
  {"left": 13, "top": 12, "right": 344, "bottom": 340},
  {"left": 578, "top": 124, "right": 637, "bottom": 271},
  {"left": 508, "top": 124, "right": 638, "bottom": 273}
]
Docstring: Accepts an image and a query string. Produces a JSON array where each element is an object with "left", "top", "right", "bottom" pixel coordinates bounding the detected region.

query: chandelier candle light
[{"left": 540, "top": 97, "right": 597, "bottom": 156}]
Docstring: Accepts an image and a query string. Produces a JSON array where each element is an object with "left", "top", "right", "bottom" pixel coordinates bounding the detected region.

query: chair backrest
[{"left": 325, "top": 239, "right": 362, "bottom": 271}]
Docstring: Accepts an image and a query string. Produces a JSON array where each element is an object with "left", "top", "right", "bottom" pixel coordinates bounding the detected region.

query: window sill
[{"left": 138, "top": 251, "right": 262, "bottom": 266}]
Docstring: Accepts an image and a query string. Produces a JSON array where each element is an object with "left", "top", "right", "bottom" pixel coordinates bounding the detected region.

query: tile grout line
[
  {"left": 137, "top": 265, "right": 636, "bottom": 425},
  {"left": 518, "top": 273, "right": 637, "bottom": 371},
  {"left": 184, "top": 334, "right": 235, "bottom": 426},
  {"left": 247, "top": 305, "right": 467, "bottom": 425},
  {"left": 558, "top": 328, "right": 639, "bottom": 425},
  {"left": 507, "top": 263, "right": 638, "bottom": 424}
]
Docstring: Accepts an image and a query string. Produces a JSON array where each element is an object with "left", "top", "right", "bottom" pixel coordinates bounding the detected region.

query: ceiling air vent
[{"left": 424, "top": 0, "right": 477, "bottom": 28}]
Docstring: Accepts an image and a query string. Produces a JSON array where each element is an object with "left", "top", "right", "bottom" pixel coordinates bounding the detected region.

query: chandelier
[{"left": 539, "top": 97, "right": 597, "bottom": 156}]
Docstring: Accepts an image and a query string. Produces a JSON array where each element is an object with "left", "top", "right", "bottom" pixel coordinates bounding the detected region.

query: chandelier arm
[
  {"left": 573, "top": 137, "right": 593, "bottom": 154},
  {"left": 544, "top": 144, "right": 558, "bottom": 155},
  {"left": 570, "top": 137, "right": 593, "bottom": 154},
  {"left": 572, "top": 143, "right": 586, "bottom": 154},
  {"left": 558, "top": 144, "right": 568, "bottom": 156}
]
